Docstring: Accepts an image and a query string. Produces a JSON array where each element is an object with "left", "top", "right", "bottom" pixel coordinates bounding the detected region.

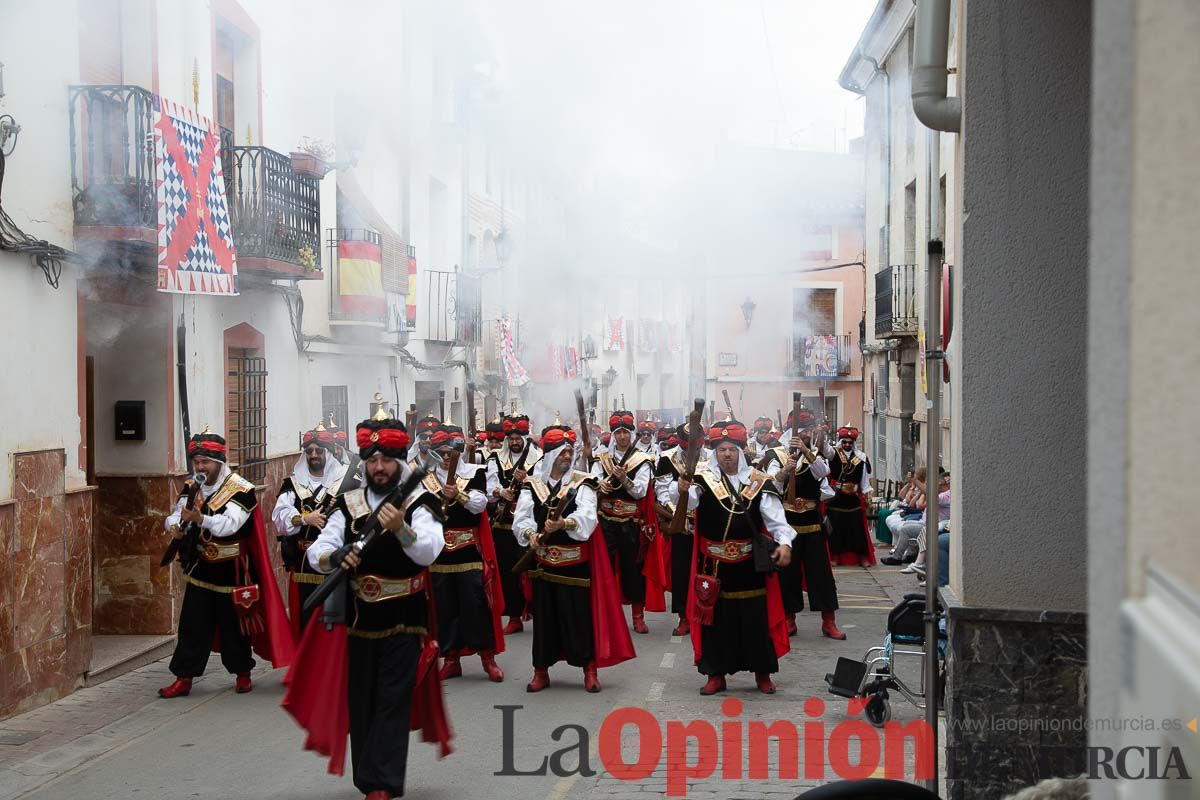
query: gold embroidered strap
[
  {"left": 199, "top": 540, "right": 242, "bottom": 562},
  {"left": 720, "top": 587, "right": 767, "bottom": 600},
  {"left": 535, "top": 544, "right": 586, "bottom": 566},
  {"left": 350, "top": 572, "right": 426, "bottom": 603},
  {"left": 528, "top": 477, "right": 551, "bottom": 504},
  {"left": 740, "top": 469, "right": 769, "bottom": 501},
  {"left": 835, "top": 481, "right": 861, "bottom": 493},
  {"left": 785, "top": 498, "right": 819, "bottom": 513},
  {"left": 347, "top": 623, "right": 428, "bottom": 640},
  {"left": 430, "top": 561, "right": 483, "bottom": 574},
  {"left": 290, "top": 571, "right": 324, "bottom": 585},
  {"left": 207, "top": 472, "right": 256, "bottom": 513},
  {"left": 695, "top": 468, "right": 730, "bottom": 501},
  {"left": 670, "top": 447, "right": 687, "bottom": 475},
  {"left": 623, "top": 450, "right": 652, "bottom": 474},
  {"left": 422, "top": 473, "right": 443, "bottom": 495},
  {"left": 293, "top": 482, "right": 313, "bottom": 501},
  {"left": 529, "top": 569, "right": 590, "bottom": 588},
  {"left": 441, "top": 528, "right": 477, "bottom": 551},
  {"left": 184, "top": 574, "right": 235, "bottom": 594},
  {"left": 343, "top": 488, "right": 370, "bottom": 519},
  {"left": 599, "top": 498, "right": 640, "bottom": 517},
  {"left": 702, "top": 537, "right": 753, "bottom": 562},
  {"left": 790, "top": 523, "right": 823, "bottom": 535}
]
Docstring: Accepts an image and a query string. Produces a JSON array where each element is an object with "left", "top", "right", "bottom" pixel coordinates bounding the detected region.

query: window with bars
[
  {"left": 226, "top": 349, "right": 267, "bottom": 484},
  {"left": 322, "top": 385, "right": 349, "bottom": 434}
]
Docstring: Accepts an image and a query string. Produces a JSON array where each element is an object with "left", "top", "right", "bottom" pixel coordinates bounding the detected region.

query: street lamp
[
  {"left": 495, "top": 229, "right": 513, "bottom": 265},
  {"left": 741, "top": 297, "right": 757, "bottom": 329},
  {"left": 602, "top": 366, "right": 617, "bottom": 386}
]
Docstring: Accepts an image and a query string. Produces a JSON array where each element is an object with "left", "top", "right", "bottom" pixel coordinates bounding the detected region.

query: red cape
[
  {"left": 448, "top": 512, "right": 506, "bottom": 656},
  {"left": 586, "top": 533, "right": 637, "bottom": 669},
  {"left": 686, "top": 520, "right": 789, "bottom": 664},
  {"left": 281, "top": 575, "right": 454, "bottom": 775},
  {"left": 638, "top": 494, "right": 670, "bottom": 612},
  {"left": 829, "top": 492, "right": 877, "bottom": 566},
  {"left": 215, "top": 509, "right": 294, "bottom": 668}
]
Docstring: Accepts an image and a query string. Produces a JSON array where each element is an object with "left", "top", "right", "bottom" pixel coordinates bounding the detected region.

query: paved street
[{"left": 0, "top": 554, "right": 936, "bottom": 800}]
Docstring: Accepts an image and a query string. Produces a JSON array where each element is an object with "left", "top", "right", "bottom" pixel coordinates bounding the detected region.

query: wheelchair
[{"left": 824, "top": 592, "right": 946, "bottom": 727}]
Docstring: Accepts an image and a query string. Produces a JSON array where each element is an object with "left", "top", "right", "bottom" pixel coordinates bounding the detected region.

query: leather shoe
[
  {"left": 158, "top": 678, "right": 192, "bottom": 699},
  {"left": 881, "top": 556, "right": 903, "bottom": 566},
  {"left": 821, "top": 611, "right": 847, "bottom": 640},
  {"left": 526, "top": 669, "right": 550, "bottom": 692},
  {"left": 671, "top": 616, "right": 690, "bottom": 636},
  {"left": 235, "top": 673, "right": 252, "bottom": 693},
  {"left": 632, "top": 614, "right": 649, "bottom": 635},
  {"left": 439, "top": 656, "right": 462, "bottom": 681},
  {"left": 502, "top": 617, "right": 524, "bottom": 635},
  {"left": 786, "top": 613, "right": 798, "bottom": 637},
  {"left": 583, "top": 663, "right": 601, "bottom": 693},
  {"left": 700, "top": 675, "right": 726, "bottom": 695},
  {"left": 480, "top": 652, "right": 504, "bottom": 683},
  {"left": 755, "top": 673, "right": 777, "bottom": 694}
]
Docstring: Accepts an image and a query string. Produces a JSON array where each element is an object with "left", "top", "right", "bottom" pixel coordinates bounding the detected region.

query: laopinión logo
[{"left": 495, "top": 697, "right": 935, "bottom": 798}]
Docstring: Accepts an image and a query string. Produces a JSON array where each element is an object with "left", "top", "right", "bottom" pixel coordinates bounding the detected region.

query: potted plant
[{"left": 290, "top": 137, "right": 334, "bottom": 179}]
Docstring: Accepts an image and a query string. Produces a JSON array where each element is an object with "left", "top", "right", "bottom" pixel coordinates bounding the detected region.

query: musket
[
  {"left": 667, "top": 398, "right": 706, "bottom": 535},
  {"left": 786, "top": 396, "right": 804, "bottom": 506},
  {"left": 512, "top": 489, "right": 569, "bottom": 575},
  {"left": 405, "top": 403, "right": 417, "bottom": 432},
  {"left": 160, "top": 472, "right": 206, "bottom": 568},
  {"left": 574, "top": 389, "right": 593, "bottom": 471},
  {"left": 493, "top": 439, "right": 531, "bottom": 520},
  {"left": 440, "top": 449, "right": 461, "bottom": 507},
  {"left": 776, "top": 409, "right": 784, "bottom": 432},
  {"left": 302, "top": 464, "right": 431, "bottom": 614},
  {"left": 721, "top": 389, "right": 734, "bottom": 419},
  {"left": 465, "top": 382, "right": 478, "bottom": 463}
]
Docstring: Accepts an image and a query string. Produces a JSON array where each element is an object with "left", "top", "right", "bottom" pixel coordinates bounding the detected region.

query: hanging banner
[
  {"left": 499, "top": 317, "right": 530, "bottom": 387},
  {"left": 154, "top": 97, "right": 238, "bottom": 295},
  {"left": 802, "top": 335, "right": 839, "bottom": 378},
  {"left": 604, "top": 317, "right": 626, "bottom": 351},
  {"left": 638, "top": 319, "right": 658, "bottom": 353},
  {"left": 405, "top": 252, "right": 418, "bottom": 330},
  {"left": 337, "top": 239, "right": 385, "bottom": 315}
]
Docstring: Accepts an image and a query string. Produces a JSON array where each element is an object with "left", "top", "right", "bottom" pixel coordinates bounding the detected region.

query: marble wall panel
[{"left": 14, "top": 450, "right": 65, "bottom": 502}]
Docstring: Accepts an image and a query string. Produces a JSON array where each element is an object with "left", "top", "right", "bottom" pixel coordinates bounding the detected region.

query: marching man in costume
[
  {"left": 486, "top": 413, "right": 542, "bottom": 634},
  {"left": 159, "top": 429, "right": 292, "bottom": 698},
  {"left": 284, "top": 411, "right": 452, "bottom": 800},
  {"left": 427, "top": 421, "right": 505, "bottom": 682},
  {"left": 675, "top": 418, "right": 793, "bottom": 696},
  {"left": 328, "top": 415, "right": 351, "bottom": 466},
  {"left": 825, "top": 425, "right": 876, "bottom": 567},
  {"left": 654, "top": 421, "right": 706, "bottom": 636},
  {"left": 513, "top": 421, "right": 635, "bottom": 692},
  {"left": 635, "top": 418, "right": 659, "bottom": 456},
  {"left": 408, "top": 412, "right": 441, "bottom": 470},
  {"left": 592, "top": 409, "right": 660, "bottom": 634},
  {"left": 273, "top": 422, "right": 351, "bottom": 638},
  {"left": 758, "top": 422, "right": 846, "bottom": 640}
]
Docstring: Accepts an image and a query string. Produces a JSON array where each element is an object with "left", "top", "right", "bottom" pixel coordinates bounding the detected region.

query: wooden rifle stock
[
  {"left": 466, "top": 383, "right": 478, "bottom": 463},
  {"left": 721, "top": 389, "right": 734, "bottom": 418},
  {"left": 442, "top": 450, "right": 461, "bottom": 503},
  {"left": 160, "top": 477, "right": 203, "bottom": 568},
  {"left": 512, "top": 493, "right": 566, "bottom": 575},
  {"left": 668, "top": 399, "right": 706, "bottom": 535},
  {"left": 786, "top": 398, "right": 803, "bottom": 505}
]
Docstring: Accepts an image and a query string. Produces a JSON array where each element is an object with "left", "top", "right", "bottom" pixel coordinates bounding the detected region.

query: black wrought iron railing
[
  {"left": 425, "top": 270, "right": 456, "bottom": 342},
  {"left": 224, "top": 145, "right": 320, "bottom": 270},
  {"left": 68, "top": 85, "right": 157, "bottom": 228},
  {"left": 456, "top": 272, "right": 481, "bottom": 345},
  {"left": 790, "top": 334, "right": 853, "bottom": 378},
  {"left": 875, "top": 264, "right": 919, "bottom": 336}
]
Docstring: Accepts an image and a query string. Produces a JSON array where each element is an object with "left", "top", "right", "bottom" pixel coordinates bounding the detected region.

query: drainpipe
[{"left": 912, "top": 0, "right": 961, "bottom": 133}]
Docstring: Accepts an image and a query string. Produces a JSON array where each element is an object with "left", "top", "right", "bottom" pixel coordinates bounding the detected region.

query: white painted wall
[{"left": 0, "top": 0, "right": 86, "bottom": 498}]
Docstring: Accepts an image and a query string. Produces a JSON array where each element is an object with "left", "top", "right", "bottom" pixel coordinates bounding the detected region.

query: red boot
[
  {"left": 671, "top": 615, "right": 690, "bottom": 636},
  {"left": 439, "top": 656, "right": 462, "bottom": 681},
  {"left": 235, "top": 673, "right": 253, "bottom": 694},
  {"left": 481, "top": 651, "right": 504, "bottom": 683},
  {"left": 365, "top": 792, "right": 391, "bottom": 800},
  {"left": 700, "top": 674, "right": 726, "bottom": 695},
  {"left": 821, "top": 610, "right": 847, "bottom": 640},
  {"left": 755, "top": 672, "right": 777, "bottom": 694},
  {"left": 526, "top": 668, "right": 550, "bottom": 693},
  {"left": 502, "top": 616, "right": 524, "bottom": 635},
  {"left": 583, "top": 662, "right": 601, "bottom": 693},
  {"left": 158, "top": 678, "right": 192, "bottom": 698},
  {"left": 786, "top": 613, "right": 798, "bottom": 637},
  {"left": 631, "top": 603, "right": 649, "bottom": 634}
]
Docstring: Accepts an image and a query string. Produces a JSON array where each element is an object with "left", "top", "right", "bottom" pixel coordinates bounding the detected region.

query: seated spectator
[
  {"left": 903, "top": 471, "right": 950, "bottom": 582},
  {"left": 882, "top": 468, "right": 929, "bottom": 565}
]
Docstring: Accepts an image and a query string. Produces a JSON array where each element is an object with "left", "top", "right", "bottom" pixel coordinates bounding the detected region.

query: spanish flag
[{"left": 337, "top": 240, "right": 385, "bottom": 315}]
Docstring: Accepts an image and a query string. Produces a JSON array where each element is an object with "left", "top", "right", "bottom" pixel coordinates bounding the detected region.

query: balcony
[
  {"left": 789, "top": 334, "right": 853, "bottom": 378},
  {"left": 68, "top": 85, "right": 157, "bottom": 245},
  {"left": 223, "top": 138, "right": 322, "bottom": 279},
  {"left": 421, "top": 269, "right": 481, "bottom": 345},
  {"left": 68, "top": 86, "right": 321, "bottom": 278},
  {"left": 875, "top": 264, "right": 919, "bottom": 337}
]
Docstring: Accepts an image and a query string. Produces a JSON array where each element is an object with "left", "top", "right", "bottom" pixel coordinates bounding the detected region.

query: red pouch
[
  {"left": 692, "top": 572, "right": 721, "bottom": 626},
  {"left": 232, "top": 583, "right": 264, "bottom": 637}
]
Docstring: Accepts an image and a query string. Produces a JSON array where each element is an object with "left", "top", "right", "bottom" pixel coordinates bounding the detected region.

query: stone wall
[
  {"left": 943, "top": 590, "right": 1088, "bottom": 800},
  {"left": 0, "top": 450, "right": 95, "bottom": 718},
  {"left": 93, "top": 453, "right": 296, "bottom": 636}
]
